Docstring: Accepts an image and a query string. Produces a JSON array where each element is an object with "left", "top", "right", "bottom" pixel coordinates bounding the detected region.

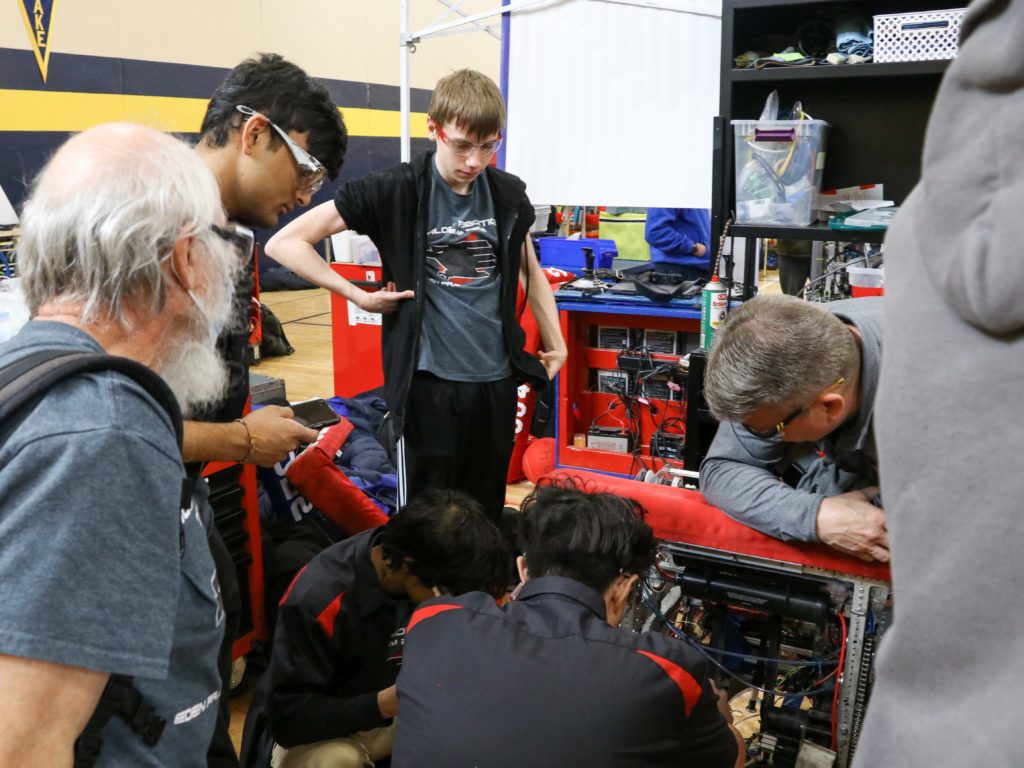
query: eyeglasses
[
  {"left": 210, "top": 222, "right": 255, "bottom": 266},
  {"left": 437, "top": 126, "right": 502, "bottom": 157},
  {"left": 742, "top": 377, "right": 846, "bottom": 441},
  {"left": 236, "top": 105, "right": 327, "bottom": 196}
]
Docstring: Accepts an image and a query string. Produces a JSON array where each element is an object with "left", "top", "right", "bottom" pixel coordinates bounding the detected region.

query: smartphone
[{"left": 290, "top": 398, "right": 341, "bottom": 430}]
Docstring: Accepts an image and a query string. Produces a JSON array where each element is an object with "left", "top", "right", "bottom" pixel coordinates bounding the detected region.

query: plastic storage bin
[
  {"left": 537, "top": 237, "right": 617, "bottom": 274},
  {"left": 732, "top": 119, "right": 830, "bottom": 227},
  {"left": 874, "top": 9, "right": 967, "bottom": 63},
  {"left": 847, "top": 266, "right": 884, "bottom": 297},
  {"left": 531, "top": 205, "right": 553, "bottom": 233}
]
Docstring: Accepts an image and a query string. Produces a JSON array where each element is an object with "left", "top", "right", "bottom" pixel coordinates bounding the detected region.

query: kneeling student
[
  {"left": 240, "top": 489, "right": 508, "bottom": 768},
  {"left": 393, "top": 479, "right": 745, "bottom": 768}
]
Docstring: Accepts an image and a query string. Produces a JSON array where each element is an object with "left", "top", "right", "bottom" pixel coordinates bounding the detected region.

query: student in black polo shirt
[
  {"left": 240, "top": 489, "right": 508, "bottom": 768},
  {"left": 394, "top": 479, "right": 745, "bottom": 768}
]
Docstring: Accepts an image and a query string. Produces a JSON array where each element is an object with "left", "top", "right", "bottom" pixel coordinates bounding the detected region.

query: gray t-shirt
[
  {"left": 0, "top": 321, "right": 224, "bottom": 767},
  {"left": 416, "top": 162, "right": 512, "bottom": 381}
]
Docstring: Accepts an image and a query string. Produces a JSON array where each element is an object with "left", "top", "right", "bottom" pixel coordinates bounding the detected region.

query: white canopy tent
[{"left": 398, "top": 0, "right": 722, "bottom": 208}]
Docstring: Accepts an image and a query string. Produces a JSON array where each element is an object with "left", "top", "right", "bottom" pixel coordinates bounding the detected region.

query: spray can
[{"left": 700, "top": 275, "right": 728, "bottom": 349}]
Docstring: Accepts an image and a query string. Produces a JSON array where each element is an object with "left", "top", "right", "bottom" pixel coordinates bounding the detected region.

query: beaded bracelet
[{"left": 234, "top": 418, "right": 256, "bottom": 463}]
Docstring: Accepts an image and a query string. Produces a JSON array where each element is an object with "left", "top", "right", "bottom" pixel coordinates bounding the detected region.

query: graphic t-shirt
[{"left": 415, "top": 162, "right": 512, "bottom": 381}]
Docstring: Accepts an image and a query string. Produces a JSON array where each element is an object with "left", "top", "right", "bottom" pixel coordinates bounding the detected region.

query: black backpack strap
[
  {"left": 0, "top": 350, "right": 183, "bottom": 447},
  {"left": 73, "top": 675, "right": 166, "bottom": 768}
]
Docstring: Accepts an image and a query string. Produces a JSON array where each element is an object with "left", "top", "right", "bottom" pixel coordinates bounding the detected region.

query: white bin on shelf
[{"left": 874, "top": 9, "right": 967, "bottom": 63}]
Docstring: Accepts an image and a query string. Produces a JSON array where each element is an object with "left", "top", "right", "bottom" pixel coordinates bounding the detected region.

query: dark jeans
[{"left": 403, "top": 372, "right": 518, "bottom": 522}]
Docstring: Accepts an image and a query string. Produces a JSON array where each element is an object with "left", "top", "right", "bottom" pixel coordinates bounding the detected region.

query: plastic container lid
[{"left": 846, "top": 266, "right": 884, "bottom": 287}]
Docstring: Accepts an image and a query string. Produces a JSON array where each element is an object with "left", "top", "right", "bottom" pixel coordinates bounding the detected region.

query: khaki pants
[{"left": 270, "top": 724, "right": 395, "bottom": 768}]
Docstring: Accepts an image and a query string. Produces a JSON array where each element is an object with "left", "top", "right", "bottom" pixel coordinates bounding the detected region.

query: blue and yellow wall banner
[
  {"left": 0, "top": 46, "right": 434, "bottom": 221},
  {"left": 18, "top": 0, "right": 56, "bottom": 83}
]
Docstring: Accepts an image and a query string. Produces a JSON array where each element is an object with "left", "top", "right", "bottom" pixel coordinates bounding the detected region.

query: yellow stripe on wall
[{"left": 0, "top": 89, "right": 430, "bottom": 137}]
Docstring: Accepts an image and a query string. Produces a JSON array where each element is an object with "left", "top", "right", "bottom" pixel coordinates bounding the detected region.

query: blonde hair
[{"left": 429, "top": 69, "right": 505, "bottom": 139}]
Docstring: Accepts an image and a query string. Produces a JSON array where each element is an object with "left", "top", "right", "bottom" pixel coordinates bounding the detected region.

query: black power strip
[{"left": 650, "top": 432, "right": 685, "bottom": 460}]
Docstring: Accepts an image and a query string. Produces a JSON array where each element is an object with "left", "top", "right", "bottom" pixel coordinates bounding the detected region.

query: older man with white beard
[{"left": 0, "top": 123, "right": 243, "bottom": 768}]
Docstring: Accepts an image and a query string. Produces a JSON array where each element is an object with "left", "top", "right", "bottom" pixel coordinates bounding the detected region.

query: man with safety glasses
[
  {"left": 266, "top": 68, "right": 566, "bottom": 522},
  {"left": 700, "top": 294, "right": 889, "bottom": 563},
  {"left": 191, "top": 53, "right": 349, "bottom": 768}
]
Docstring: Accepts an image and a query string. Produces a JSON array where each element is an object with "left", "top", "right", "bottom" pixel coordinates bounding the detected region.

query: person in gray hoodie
[
  {"left": 853, "top": 0, "right": 1024, "bottom": 764},
  {"left": 700, "top": 294, "right": 889, "bottom": 563}
]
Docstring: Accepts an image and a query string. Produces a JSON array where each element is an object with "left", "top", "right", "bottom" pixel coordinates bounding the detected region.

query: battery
[{"left": 587, "top": 426, "right": 632, "bottom": 453}]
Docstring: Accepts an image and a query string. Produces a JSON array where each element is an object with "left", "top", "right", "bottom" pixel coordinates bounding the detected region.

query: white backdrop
[{"left": 504, "top": 0, "right": 721, "bottom": 208}]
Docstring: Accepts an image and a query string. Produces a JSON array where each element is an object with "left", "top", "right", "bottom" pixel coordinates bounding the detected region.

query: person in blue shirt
[{"left": 645, "top": 208, "right": 711, "bottom": 281}]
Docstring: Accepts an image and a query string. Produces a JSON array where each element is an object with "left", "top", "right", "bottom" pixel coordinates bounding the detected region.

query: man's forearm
[
  {"left": 184, "top": 408, "right": 319, "bottom": 467},
  {"left": 182, "top": 420, "right": 249, "bottom": 464},
  {"left": 265, "top": 200, "right": 363, "bottom": 303},
  {"left": 265, "top": 239, "right": 362, "bottom": 302},
  {"left": 700, "top": 456, "right": 823, "bottom": 542}
]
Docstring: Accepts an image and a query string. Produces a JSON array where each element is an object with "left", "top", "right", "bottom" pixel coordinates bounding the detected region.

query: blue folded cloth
[{"left": 836, "top": 17, "right": 873, "bottom": 57}]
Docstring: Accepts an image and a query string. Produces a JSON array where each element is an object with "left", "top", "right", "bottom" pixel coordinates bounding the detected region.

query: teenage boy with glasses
[
  {"left": 266, "top": 68, "right": 566, "bottom": 521},
  {"left": 190, "top": 53, "right": 349, "bottom": 768},
  {"left": 700, "top": 294, "right": 889, "bottom": 563}
]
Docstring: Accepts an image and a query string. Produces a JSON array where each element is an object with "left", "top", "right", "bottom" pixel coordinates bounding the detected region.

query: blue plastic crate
[{"left": 537, "top": 237, "right": 617, "bottom": 274}]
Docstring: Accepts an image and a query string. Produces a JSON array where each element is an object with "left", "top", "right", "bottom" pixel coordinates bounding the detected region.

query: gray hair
[
  {"left": 704, "top": 295, "right": 858, "bottom": 421},
  {"left": 18, "top": 124, "right": 224, "bottom": 325}
]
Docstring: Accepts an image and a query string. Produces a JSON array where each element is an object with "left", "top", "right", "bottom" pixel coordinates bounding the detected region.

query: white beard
[
  {"left": 160, "top": 259, "right": 238, "bottom": 417},
  {"left": 160, "top": 330, "right": 231, "bottom": 417}
]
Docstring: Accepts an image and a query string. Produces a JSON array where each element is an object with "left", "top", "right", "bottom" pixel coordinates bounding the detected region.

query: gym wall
[{"left": 0, "top": 0, "right": 500, "bottom": 210}]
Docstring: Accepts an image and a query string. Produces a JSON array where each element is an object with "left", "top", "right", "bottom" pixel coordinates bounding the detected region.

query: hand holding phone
[{"left": 290, "top": 398, "right": 341, "bottom": 430}]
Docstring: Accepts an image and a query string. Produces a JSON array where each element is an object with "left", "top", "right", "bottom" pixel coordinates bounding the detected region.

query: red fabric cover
[
  {"left": 540, "top": 470, "right": 891, "bottom": 582},
  {"left": 522, "top": 437, "right": 557, "bottom": 484},
  {"left": 286, "top": 419, "right": 389, "bottom": 536},
  {"left": 507, "top": 268, "right": 575, "bottom": 483}
]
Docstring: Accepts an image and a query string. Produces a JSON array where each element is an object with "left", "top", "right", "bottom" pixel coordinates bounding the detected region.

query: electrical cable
[
  {"left": 589, "top": 394, "right": 627, "bottom": 432},
  {"left": 831, "top": 609, "right": 848, "bottom": 751},
  {"left": 642, "top": 592, "right": 840, "bottom": 697}
]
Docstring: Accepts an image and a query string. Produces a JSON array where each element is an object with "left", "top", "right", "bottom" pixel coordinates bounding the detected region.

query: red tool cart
[
  {"left": 555, "top": 296, "right": 702, "bottom": 478},
  {"left": 330, "top": 262, "right": 385, "bottom": 397}
]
